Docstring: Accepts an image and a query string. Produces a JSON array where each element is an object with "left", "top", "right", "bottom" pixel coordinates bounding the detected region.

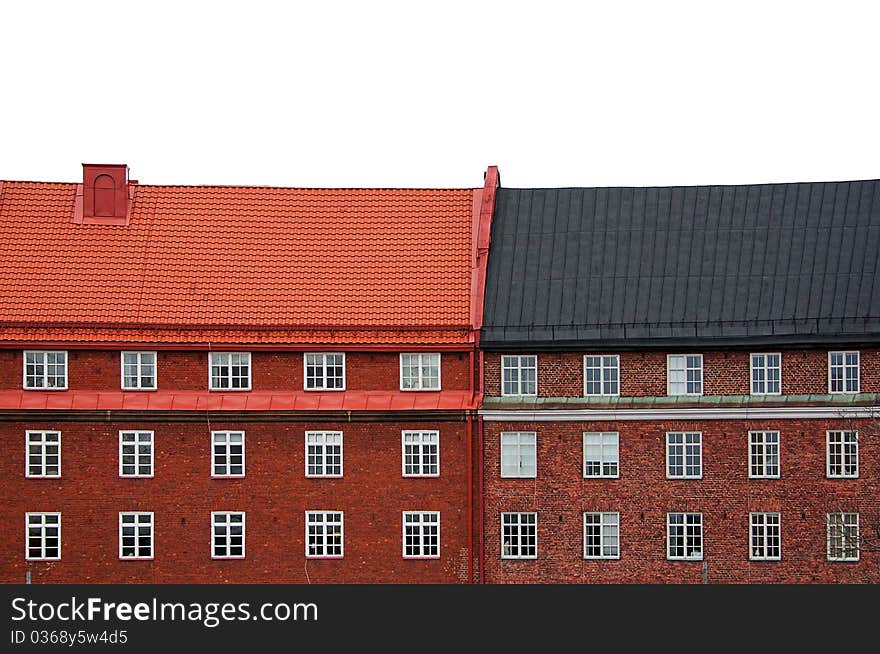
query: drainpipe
[
  {"left": 477, "top": 413, "right": 485, "bottom": 584},
  {"left": 466, "top": 413, "right": 473, "bottom": 584},
  {"left": 477, "top": 349, "right": 485, "bottom": 583}
]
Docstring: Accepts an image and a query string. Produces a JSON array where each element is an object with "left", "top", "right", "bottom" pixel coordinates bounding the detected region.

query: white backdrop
[{"left": 2, "top": 0, "right": 878, "bottom": 188}]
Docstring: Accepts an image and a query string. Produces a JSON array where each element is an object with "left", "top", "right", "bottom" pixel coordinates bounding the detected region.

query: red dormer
[{"left": 74, "top": 163, "right": 134, "bottom": 225}]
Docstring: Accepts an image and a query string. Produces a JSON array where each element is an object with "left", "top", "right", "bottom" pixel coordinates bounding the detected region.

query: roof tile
[{"left": 0, "top": 182, "right": 475, "bottom": 345}]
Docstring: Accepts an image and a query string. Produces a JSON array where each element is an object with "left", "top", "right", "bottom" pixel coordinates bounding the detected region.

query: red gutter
[
  {"left": 0, "top": 342, "right": 473, "bottom": 353},
  {"left": 0, "top": 389, "right": 475, "bottom": 412}
]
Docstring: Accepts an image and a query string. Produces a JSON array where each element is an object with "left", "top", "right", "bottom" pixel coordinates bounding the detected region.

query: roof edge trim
[{"left": 469, "top": 166, "right": 499, "bottom": 343}]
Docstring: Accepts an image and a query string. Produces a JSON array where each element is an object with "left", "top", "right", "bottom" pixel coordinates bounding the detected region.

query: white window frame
[
  {"left": 500, "top": 431, "right": 537, "bottom": 479},
  {"left": 119, "top": 511, "right": 154, "bottom": 560},
  {"left": 23, "top": 350, "right": 68, "bottom": 390},
  {"left": 402, "top": 430, "right": 440, "bottom": 477},
  {"left": 667, "top": 512, "right": 703, "bottom": 561},
  {"left": 25, "top": 430, "right": 61, "bottom": 478},
  {"left": 828, "top": 351, "right": 860, "bottom": 394},
  {"left": 749, "top": 512, "right": 781, "bottom": 561},
  {"left": 501, "top": 355, "right": 537, "bottom": 396},
  {"left": 399, "top": 353, "right": 441, "bottom": 391},
  {"left": 827, "top": 512, "right": 860, "bottom": 562},
  {"left": 666, "top": 432, "right": 702, "bottom": 479},
  {"left": 120, "top": 351, "right": 158, "bottom": 390},
  {"left": 25, "top": 512, "right": 61, "bottom": 561},
  {"left": 402, "top": 511, "right": 440, "bottom": 559},
  {"left": 211, "top": 511, "right": 245, "bottom": 559},
  {"left": 211, "top": 431, "right": 245, "bottom": 478},
  {"left": 583, "top": 432, "right": 619, "bottom": 479},
  {"left": 208, "top": 352, "right": 252, "bottom": 391},
  {"left": 305, "top": 431, "right": 343, "bottom": 478},
  {"left": 583, "top": 355, "right": 620, "bottom": 397},
  {"left": 501, "top": 512, "right": 538, "bottom": 560},
  {"left": 748, "top": 431, "right": 780, "bottom": 479},
  {"left": 303, "top": 352, "right": 346, "bottom": 391},
  {"left": 750, "top": 353, "right": 781, "bottom": 395},
  {"left": 667, "top": 354, "right": 703, "bottom": 396},
  {"left": 826, "top": 430, "right": 858, "bottom": 479},
  {"left": 305, "top": 511, "right": 344, "bottom": 559},
  {"left": 583, "top": 512, "right": 620, "bottom": 560},
  {"left": 119, "top": 430, "right": 154, "bottom": 478}
]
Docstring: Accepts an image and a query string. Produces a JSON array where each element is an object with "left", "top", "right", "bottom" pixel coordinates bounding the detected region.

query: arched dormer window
[{"left": 93, "top": 174, "right": 115, "bottom": 216}]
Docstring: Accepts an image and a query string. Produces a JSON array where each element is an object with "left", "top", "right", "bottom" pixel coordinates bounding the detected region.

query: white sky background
[{"left": 1, "top": 0, "right": 879, "bottom": 189}]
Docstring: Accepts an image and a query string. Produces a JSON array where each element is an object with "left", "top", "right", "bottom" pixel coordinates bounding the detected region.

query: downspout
[
  {"left": 467, "top": 346, "right": 475, "bottom": 584},
  {"left": 478, "top": 349, "right": 485, "bottom": 583},
  {"left": 466, "top": 412, "right": 473, "bottom": 584}
]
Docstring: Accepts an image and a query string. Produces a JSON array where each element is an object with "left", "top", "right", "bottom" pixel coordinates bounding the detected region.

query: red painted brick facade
[
  {"left": 484, "top": 349, "right": 880, "bottom": 397},
  {"left": 0, "top": 350, "right": 471, "bottom": 392},
  {"left": 480, "top": 418, "right": 880, "bottom": 583},
  {"left": 3, "top": 344, "right": 878, "bottom": 584},
  {"left": 1, "top": 419, "right": 470, "bottom": 583}
]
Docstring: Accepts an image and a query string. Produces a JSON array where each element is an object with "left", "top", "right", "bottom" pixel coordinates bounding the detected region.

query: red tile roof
[{"left": 0, "top": 182, "right": 476, "bottom": 345}]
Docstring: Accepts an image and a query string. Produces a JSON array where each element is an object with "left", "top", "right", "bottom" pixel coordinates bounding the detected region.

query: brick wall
[
  {"left": 0, "top": 420, "right": 471, "bottom": 583},
  {"left": 0, "top": 350, "right": 472, "bottom": 393},
  {"left": 481, "top": 418, "right": 880, "bottom": 583},
  {"left": 483, "top": 349, "right": 880, "bottom": 397}
]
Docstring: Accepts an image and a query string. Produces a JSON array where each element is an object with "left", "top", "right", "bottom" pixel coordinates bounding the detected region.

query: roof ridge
[{"left": 500, "top": 178, "right": 880, "bottom": 191}]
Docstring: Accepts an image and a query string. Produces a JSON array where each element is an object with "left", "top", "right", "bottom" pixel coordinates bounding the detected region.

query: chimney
[{"left": 74, "top": 163, "right": 133, "bottom": 225}]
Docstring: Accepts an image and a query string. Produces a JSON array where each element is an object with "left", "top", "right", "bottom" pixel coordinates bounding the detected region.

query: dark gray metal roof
[{"left": 482, "top": 181, "right": 880, "bottom": 349}]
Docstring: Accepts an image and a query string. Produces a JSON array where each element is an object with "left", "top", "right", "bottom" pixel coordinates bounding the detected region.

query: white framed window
[
  {"left": 501, "top": 355, "right": 537, "bottom": 396},
  {"left": 208, "top": 352, "right": 251, "bottom": 390},
  {"left": 584, "top": 355, "right": 620, "bottom": 396},
  {"left": 583, "top": 512, "right": 620, "bottom": 559},
  {"left": 667, "top": 512, "right": 703, "bottom": 560},
  {"left": 827, "top": 513, "right": 859, "bottom": 561},
  {"left": 501, "top": 512, "right": 537, "bottom": 559},
  {"left": 305, "top": 431, "right": 343, "bottom": 477},
  {"left": 829, "top": 351, "right": 859, "bottom": 393},
  {"left": 826, "top": 430, "right": 858, "bottom": 478},
  {"left": 402, "top": 430, "right": 439, "bottom": 477},
  {"left": 25, "top": 513, "right": 61, "bottom": 560},
  {"left": 749, "top": 512, "right": 781, "bottom": 561},
  {"left": 119, "top": 512, "right": 154, "bottom": 560},
  {"left": 749, "top": 431, "right": 780, "bottom": 479},
  {"left": 304, "top": 353, "right": 345, "bottom": 390},
  {"left": 211, "top": 511, "right": 245, "bottom": 558},
  {"left": 399, "top": 353, "right": 441, "bottom": 390},
  {"left": 500, "top": 431, "right": 536, "bottom": 478},
  {"left": 23, "top": 350, "right": 67, "bottom": 389},
  {"left": 403, "top": 511, "right": 440, "bottom": 558},
  {"left": 121, "top": 351, "right": 157, "bottom": 390},
  {"left": 212, "top": 431, "right": 245, "bottom": 477},
  {"left": 305, "top": 511, "right": 344, "bottom": 558},
  {"left": 25, "top": 430, "right": 61, "bottom": 478},
  {"left": 119, "top": 430, "right": 154, "bottom": 477},
  {"left": 750, "top": 353, "right": 781, "bottom": 395},
  {"left": 583, "top": 432, "right": 619, "bottom": 478},
  {"left": 667, "top": 354, "right": 702, "bottom": 396},
  {"left": 666, "top": 432, "right": 702, "bottom": 479}
]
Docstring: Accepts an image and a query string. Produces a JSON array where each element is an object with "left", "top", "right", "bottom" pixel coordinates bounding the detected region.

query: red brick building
[
  {"left": 0, "top": 164, "right": 498, "bottom": 583},
  {"left": 3, "top": 167, "right": 878, "bottom": 584},
  {"left": 478, "top": 182, "right": 880, "bottom": 583}
]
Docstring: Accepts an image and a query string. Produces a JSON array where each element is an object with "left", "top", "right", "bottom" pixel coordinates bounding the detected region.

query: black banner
[{"left": 2, "top": 584, "right": 876, "bottom": 651}]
